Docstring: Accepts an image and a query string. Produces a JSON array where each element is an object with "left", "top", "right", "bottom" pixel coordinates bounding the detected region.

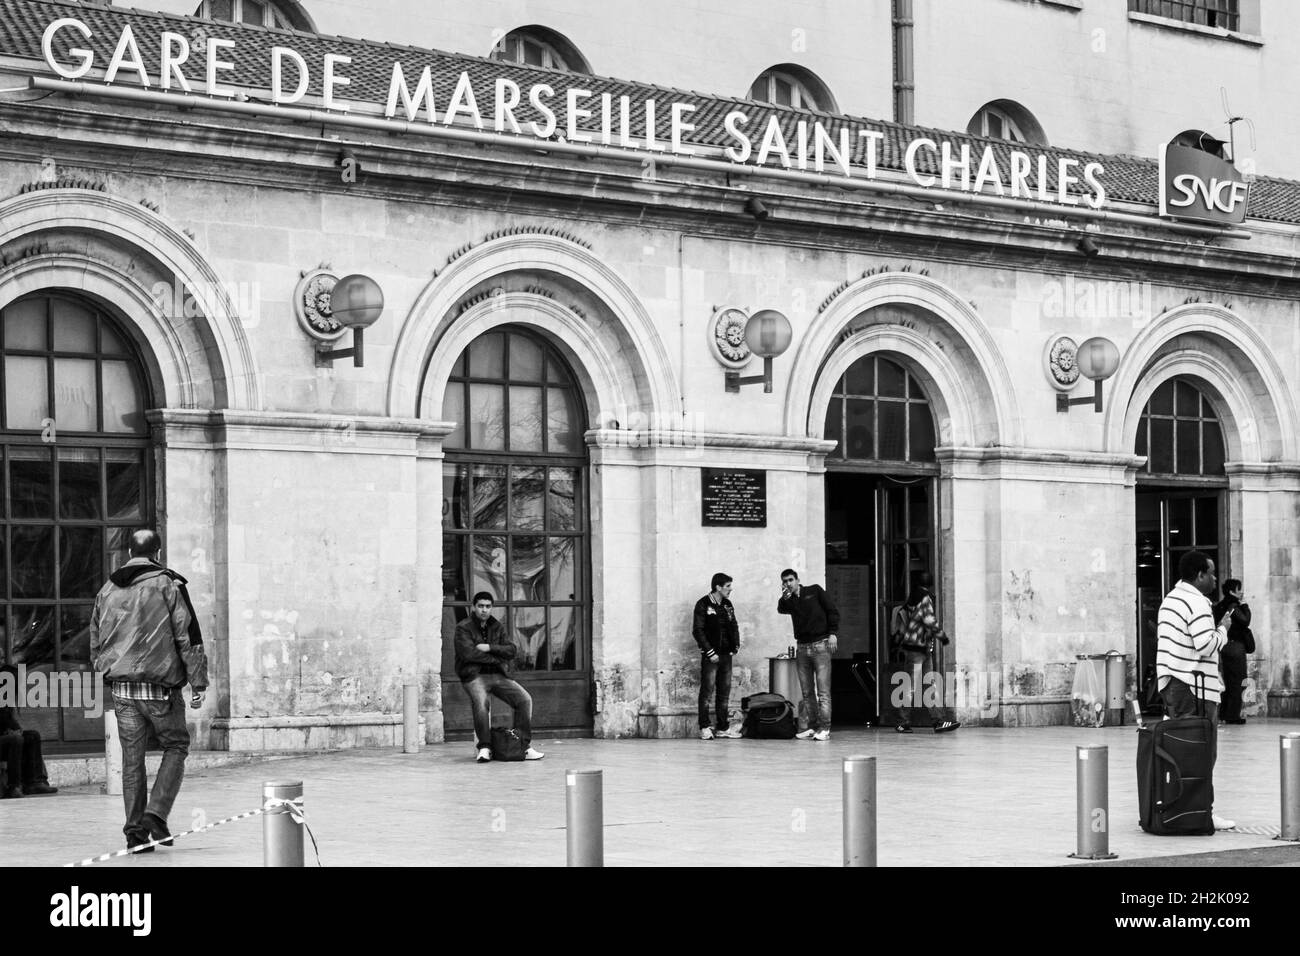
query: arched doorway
[
  {"left": 822, "top": 352, "right": 938, "bottom": 726},
  {"left": 0, "top": 292, "right": 153, "bottom": 746},
  {"left": 1134, "top": 376, "right": 1227, "bottom": 703},
  {"left": 437, "top": 326, "right": 592, "bottom": 737}
]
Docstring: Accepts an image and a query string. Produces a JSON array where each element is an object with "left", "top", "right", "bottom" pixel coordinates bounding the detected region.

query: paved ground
[{"left": 5, "top": 719, "right": 1298, "bottom": 867}]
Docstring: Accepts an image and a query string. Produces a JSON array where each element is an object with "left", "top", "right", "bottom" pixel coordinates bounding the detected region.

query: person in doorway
[
  {"left": 895, "top": 572, "right": 961, "bottom": 734},
  {"left": 777, "top": 569, "right": 839, "bottom": 741},
  {"left": 0, "top": 663, "right": 58, "bottom": 798},
  {"left": 1212, "top": 578, "right": 1255, "bottom": 725},
  {"left": 1156, "top": 550, "right": 1235, "bottom": 829},
  {"left": 454, "top": 592, "right": 545, "bottom": 763},
  {"left": 90, "top": 530, "right": 207, "bottom": 852},
  {"left": 692, "top": 573, "right": 743, "bottom": 740}
]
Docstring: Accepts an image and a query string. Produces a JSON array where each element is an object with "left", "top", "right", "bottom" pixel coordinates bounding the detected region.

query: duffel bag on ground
[{"left": 741, "top": 692, "right": 797, "bottom": 739}]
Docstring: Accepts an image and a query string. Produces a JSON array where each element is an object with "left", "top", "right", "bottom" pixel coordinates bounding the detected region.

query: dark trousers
[
  {"left": 1, "top": 730, "right": 50, "bottom": 791},
  {"left": 115, "top": 691, "right": 190, "bottom": 842},
  {"left": 897, "top": 648, "right": 951, "bottom": 727},
  {"left": 1220, "top": 645, "right": 1248, "bottom": 721},
  {"left": 698, "top": 653, "right": 733, "bottom": 730},
  {"left": 463, "top": 674, "right": 533, "bottom": 750},
  {"left": 1160, "top": 677, "right": 1219, "bottom": 808}
]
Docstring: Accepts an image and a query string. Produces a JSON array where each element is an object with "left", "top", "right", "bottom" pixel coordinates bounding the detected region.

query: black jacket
[
  {"left": 777, "top": 584, "right": 840, "bottom": 643},
  {"left": 692, "top": 595, "right": 740, "bottom": 655},
  {"left": 1212, "top": 597, "right": 1255, "bottom": 654},
  {"left": 453, "top": 614, "right": 518, "bottom": 682}
]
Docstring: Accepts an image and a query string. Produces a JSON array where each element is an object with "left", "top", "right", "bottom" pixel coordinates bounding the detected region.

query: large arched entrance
[
  {"left": 0, "top": 291, "right": 154, "bottom": 746},
  {"left": 1133, "top": 376, "right": 1228, "bottom": 704},
  {"left": 821, "top": 351, "right": 939, "bottom": 726},
  {"left": 435, "top": 325, "right": 592, "bottom": 737}
]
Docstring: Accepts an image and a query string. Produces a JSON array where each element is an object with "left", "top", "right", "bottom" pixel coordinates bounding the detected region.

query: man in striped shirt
[{"left": 1156, "top": 549, "right": 1235, "bottom": 829}]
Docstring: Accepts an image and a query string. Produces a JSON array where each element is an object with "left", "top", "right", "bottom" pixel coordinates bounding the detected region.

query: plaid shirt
[{"left": 112, "top": 680, "right": 171, "bottom": 702}]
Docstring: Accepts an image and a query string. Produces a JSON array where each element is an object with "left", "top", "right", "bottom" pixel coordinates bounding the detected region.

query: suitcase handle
[{"left": 1152, "top": 741, "right": 1183, "bottom": 805}]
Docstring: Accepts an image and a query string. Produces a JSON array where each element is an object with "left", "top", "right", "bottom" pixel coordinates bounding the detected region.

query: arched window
[
  {"left": 0, "top": 293, "right": 153, "bottom": 741},
  {"left": 193, "top": 0, "right": 314, "bottom": 31},
  {"left": 490, "top": 26, "right": 591, "bottom": 73},
  {"left": 1135, "top": 377, "right": 1226, "bottom": 478},
  {"left": 439, "top": 327, "right": 586, "bottom": 673},
  {"left": 823, "top": 355, "right": 936, "bottom": 464},
  {"left": 748, "top": 65, "right": 837, "bottom": 113},
  {"left": 967, "top": 99, "right": 1049, "bottom": 146}
]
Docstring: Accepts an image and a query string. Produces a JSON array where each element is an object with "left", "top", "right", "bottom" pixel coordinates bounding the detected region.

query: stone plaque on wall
[{"left": 701, "top": 469, "right": 767, "bottom": 527}]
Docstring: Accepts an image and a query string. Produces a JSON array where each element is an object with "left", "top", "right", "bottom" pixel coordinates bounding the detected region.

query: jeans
[
  {"left": 897, "top": 648, "right": 949, "bottom": 727},
  {"left": 115, "top": 690, "right": 190, "bottom": 842},
  {"left": 1160, "top": 677, "right": 1219, "bottom": 808},
  {"left": 1, "top": 730, "right": 50, "bottom": 791},
  {"left": 464, "top": 674, "right": 533, "bottom": 750},
  {"left": 795, "top": 638, "right": 833, "bottom": 731},
  {"left": 1220, "top": 644, "right": 1248, "bottom": 721},
  {"left": 698, "top": 653, "right": 733, "bottom": 730}
]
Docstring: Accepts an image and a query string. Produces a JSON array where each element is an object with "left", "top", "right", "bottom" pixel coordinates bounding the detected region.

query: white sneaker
[
  {"left": 524, "top": 747, "right": 545, "bottom": 760},
  {"left": 794, "top": 729, "right": 817, "bottom": 739},
  {"left": 715, "top": 726, "right": 743, "bottom": 739},
  {"left": 475, "top": 748, "right": 491, "bottom": 763},
  {"left": 699, "top": 727, "right": 715, "bottom": 740},
  {"left": 813, "top": 729, "right": 831, "bottom": 741},
  {"left": 1213, "top": 814, "right": 1236, "bottom": 830}
]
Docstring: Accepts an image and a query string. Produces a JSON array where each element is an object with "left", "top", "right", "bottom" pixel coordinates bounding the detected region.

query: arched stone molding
[
  {"left": 0, "top": 189, "right": 261, "bottom": 410},
  {"left": 1106, "top": 305, "right": 1297, "bottom": 463},
  {"left": 807, "top": 325, "right": 974, "bottom": 449},
  {"left": 390, "top": 235, "right": 678, "bottom": 425},
  {"left": 785, "top": 272, "right": 1021, "bottom": 448},
  {"left": 417, "top": 293, "right": 624, "bottom": 428},
  {"left": 0, "top": 254, "right": 196, "bottom": 409}
]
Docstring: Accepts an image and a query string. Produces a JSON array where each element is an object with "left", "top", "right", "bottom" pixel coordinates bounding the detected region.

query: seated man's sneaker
[
  {"left": 524, "top": 747, "right": 545, "bottom": 760},
  {"left": 794, "top": 728, "right": 817, "bottom": 739},
  {"left": 1213, "top": 814, "right": 1236, "bottom": 830},
  {"left": 813, "top": 729, "right": 831, "bottom": 741},
  {"left": 475, "top": 747, "right": 491, "bottom": 763},
  {"left": 715, "top": 725, "right": 743, "bottom": 739},
  {"left": 699, "top": 726, "right": 715, "bottom": 740}
]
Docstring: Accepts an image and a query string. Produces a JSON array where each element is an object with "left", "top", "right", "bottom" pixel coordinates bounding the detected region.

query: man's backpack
[{"left": 741, "top": 692, "right": 796, "bottom": 739}]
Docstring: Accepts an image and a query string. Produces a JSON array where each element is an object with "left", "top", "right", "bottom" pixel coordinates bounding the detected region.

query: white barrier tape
[{"left": 63, "top": 796, "right": 321, "bottom": 867}]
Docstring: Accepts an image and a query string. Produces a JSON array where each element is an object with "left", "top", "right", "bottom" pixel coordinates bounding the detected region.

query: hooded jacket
[{"left": 90, "top": 559, "right": 208, "bottom": 691}]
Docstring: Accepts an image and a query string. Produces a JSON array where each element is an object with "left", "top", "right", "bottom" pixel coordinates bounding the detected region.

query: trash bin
[
  {"left": 1104, "top": 651, "right": 1130, "bottom": 725},
  {"left": 1071, "top": 654, "right": 1107, "bottom": 727},
  {"left": 769, "top": 656, "right": 799, "bottom": 705}
]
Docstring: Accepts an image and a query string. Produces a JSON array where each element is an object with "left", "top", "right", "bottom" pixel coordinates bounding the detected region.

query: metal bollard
[
  {"left": 1069, "top": 745, "right": 1117, "bottom": 859},
  {"left": 103, "top": 706, "right": 122, "bottom": 796},
  {"left": 842, "top": 755, "right": 877, "bottom": 867},
  {"left": 403, "top": 680, "right": 420, "bottom": 754},
  {"left": 1281, "top": 734, "right": 1300, "bottom": 842},
  {"left": 565, "top": 769, "right": 603, "bottom": 867},
  {"left": 263, "top": 780, "right": 304, "bottom": 867}
]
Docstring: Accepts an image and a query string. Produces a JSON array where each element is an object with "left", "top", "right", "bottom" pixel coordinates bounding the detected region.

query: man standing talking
[
  {"left": 91, "top": 530, "right": 207, "bottom": 853},
  {"left": 692, "top": 573, "right": 742, "bottom": 740},
  {"left": 1156, "top": 549, "right": 1235, "bottom": 830},
  {"left": 778, "top": 568, "right": 839, "bottom": 740}
]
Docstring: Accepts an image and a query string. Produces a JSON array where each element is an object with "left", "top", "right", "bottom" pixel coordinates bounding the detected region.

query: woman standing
[{"left": 1213, "top": 578, "right": 1255, "bottom": 725}]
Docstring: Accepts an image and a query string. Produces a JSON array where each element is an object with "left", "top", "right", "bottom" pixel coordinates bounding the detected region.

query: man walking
[
  {"left": 894, "top": 572, "right": 961, "bottom": 734},
  {"left": 1156, "top": 550, "right": 1235, "bottom": 830},
  {"left": 90, "top": 530, "right": 207, "bottom": 852},
  {"left": 454, "top": 592, "right": 545, "bottom": 763},
  {"left": 692, "top": 573, "right": 743, "bottom": 740},
  {"left": 777, "top": 568, "right": 839, "bottom": 740}
]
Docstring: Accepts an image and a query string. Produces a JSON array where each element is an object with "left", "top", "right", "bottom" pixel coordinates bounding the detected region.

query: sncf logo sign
[{"left": 1159, "top": 144, "right": 1250, "bottom": 226}]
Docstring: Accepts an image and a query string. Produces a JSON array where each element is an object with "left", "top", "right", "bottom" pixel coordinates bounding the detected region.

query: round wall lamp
[
  {"left": 725, "top": 309, "right": 793, "bottom": 393},
  {"left": 315, "top": 273, "right": 385, "bottom": 368},
  {"left": 1056, "top": 336, "right": 1120, "bottom": 413}
]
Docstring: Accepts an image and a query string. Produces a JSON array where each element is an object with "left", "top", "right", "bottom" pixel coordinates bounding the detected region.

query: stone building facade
[{"left": 0, "top": 0, "right": 1296, "bottom": 751}]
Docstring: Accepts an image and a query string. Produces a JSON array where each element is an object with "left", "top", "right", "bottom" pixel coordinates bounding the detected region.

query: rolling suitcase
[{"left": 1136, "top": 673, "right": 1215, "bottom": 835}]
